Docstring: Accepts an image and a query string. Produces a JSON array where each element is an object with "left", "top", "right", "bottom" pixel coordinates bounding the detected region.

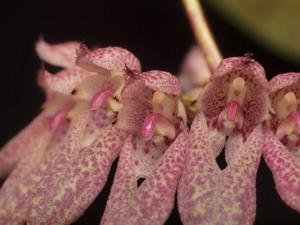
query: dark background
[{"left": 0, "top": 0, "right": 300, "bottom": 224}]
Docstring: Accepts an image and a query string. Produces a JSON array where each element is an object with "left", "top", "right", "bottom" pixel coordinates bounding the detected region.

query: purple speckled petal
[
  {"left": 121, "top": 79, "right": 153, "bottom": 103},
  {"left": 225, "top": 133, "right": 243, "bottom": 164},
  {"left": 36, "top": 39, "right": 80, "bottom": 68},
  {"left": 27, "top": 111, "right": 90, "bottom": 220},
  {"left": 40, "top": 67, "right": 90, "bottom": 95},
  {"left": 269, "top": 72, "right": 300, "bottom": 96},
  {"left": 140, "top": 70, "right": 182, "bottom": 96},
  {"left": 0, "top": 113, "right": 47, "bottom": 179},
  {"left": 27, "top": 125, "right": 128, "bottom": 225},
  {"left": 264, "top": 128, "right": 300, "bottom": 212},
  {"left": 178, "top": 113, "right": 263, "bottom": 225},
  {"left": 101, "top": 130, "right": 188, "bottom": 225},
  {"left": 0, "top": 119, "right": 53, "bottom": 224},
  {"left": 209, "top": 128, "right": 226, "bottom": 158},
  {"left": 115, "top": 99, "right": 151, "bottom": 134},
  {"left": 76, "top": 44, "right": 141, "bottom": 77},
  {"left": 202, "top": 56, "right": 269, "bottom": 134}
]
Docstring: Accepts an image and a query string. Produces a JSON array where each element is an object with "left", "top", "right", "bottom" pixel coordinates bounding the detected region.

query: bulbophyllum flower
[
  {"left": 178, "top": 56, "right": 269, "bottom": 225},
  {"left": 100, "top": 71, "right": 188, "bottom": 225},
  {"left": 0, "top": 39, "right": 142, "bottom": 224},
  {"left": 25, "top": 41, "right": 142, "bottom": 224},
  {"left": 263, "top": 72, "right": 300, "bottom": 212}
]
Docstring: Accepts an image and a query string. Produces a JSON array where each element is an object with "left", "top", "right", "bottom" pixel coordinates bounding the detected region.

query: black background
[{"left": 0, "top": 0, "right": 300, "bottom": 225}]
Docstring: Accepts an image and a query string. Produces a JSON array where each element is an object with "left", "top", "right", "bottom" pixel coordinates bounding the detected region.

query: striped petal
[
  {"left": 178, "top": 113, "right": 263, "bottom": 225},
  {"left": 140, "top": 71, "right": 182, "bottom": 96},
  {"left": 101, "top": 130, "right": 188, "bottom": 225},
  {"left": 27, "top": 125, "right": 128, "bottom": 225},
  {"left": 36, "top": 39, "right": 80, "bottom": 68},
  {"left": 264, "top": 128, "right": 300, "bottom": 212},
  {"left": 0, "top": 113, "right": 47, "bottom": 179}
]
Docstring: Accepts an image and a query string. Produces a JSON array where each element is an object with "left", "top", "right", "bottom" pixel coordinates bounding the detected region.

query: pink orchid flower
[
  {"left": 0, "top": 39, "right": 141, "bottom": 224},
  {"left": 263, "top": 72, "right": 300, "bottom": 212},
  {"left": 178, "top": 56, "right": 269, "bottom": 225},
  {"left": 100, "top": 71, "right": 188, "bottom": 225},
  {"left": 22, "top": 41, "right": 187, "bottom": 225}
]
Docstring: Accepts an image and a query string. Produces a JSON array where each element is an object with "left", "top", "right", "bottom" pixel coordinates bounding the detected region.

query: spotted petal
[
  {"left": 178, "top": 113, "right": 263, "bottom": 225},
  {"left": 36, "top": 39, "right": 80, "bottom": 68},
  {"left": 76, "top": 44, "right": 142, "bottom": 77},
  {"left": 101, "top": 130, "right": 188, "bottom": 225},
  {"left": 40, "top": 67, "right": 90, "bottom": 95},
  {"left": 140, "top": 71, "right": 182, "bottom": 96},
  {"left": 27, "top": 125, "right": 128, "bottom": 225},
  {"left": 0, "top": 109, "right": 70, "bottom": 224},
  {"left": 269, "top": 72, "right": 300, "bottom": 97},
  {"left": 202, "top": 56, "right": 269, "bottom": 135},
  {"left": 264, "top": 128, "right": 300, "bottom": 212},
  {"left": 0, "top": 113, "right": 48, "bottom": 179}
]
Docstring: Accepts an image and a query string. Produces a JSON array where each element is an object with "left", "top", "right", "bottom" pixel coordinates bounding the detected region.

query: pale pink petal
[
  {"left": 36, "top": 39, "right": 80, "bottom": 68},
  {"left": 269, "top": 72, "right": 300, "bottom": 97},
  {"left": 224, "top": 133, "right": 244, "bottom": 163},
  {"left": 115, "top": 99, "right": 151, "bottom": 134},
  {"left": 40, "top": 67, "right": 89, "bottom": 95},
  {"left": 264, "top": 129, "right": 300, "bottom": 212},
  {"left": 101, "top": 130, "right": 188, "bottom": 225},
  {"left": 180, "top": 46, "right": 211, "bottom": 89},
  {"left": 140, "top": 71, "right": 182, "bottom": 96},
  {"left": 178, "top": 113, "right": 263, "bottom": 225},
  {"left": 76, "top": 44, "right": 141, "bottom": 77},
  {"left": 202, "top": 57, "right": 269, "bottom": 134},
  {"left": 121, "top": 79, "right": 153, "bottom": 103},
  {"left": 0, "top": 113, "right": 47, "bottom": 179},
  {"left": 27, "top": 125, "right": 128, "bottom": 225},
  {"left": 209, "top": 128, "right": 226, "bottom": 158},
  {"left": 27, "top": 111, "right": 90, "bottom": 220},
  {"left": 0, "top": 114, "right": 70, "bottom": 224}
]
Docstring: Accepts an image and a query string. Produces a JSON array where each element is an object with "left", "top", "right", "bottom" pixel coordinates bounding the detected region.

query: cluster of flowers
[{"left": 0, "top": 40, "right": 299, "bottom": 225}]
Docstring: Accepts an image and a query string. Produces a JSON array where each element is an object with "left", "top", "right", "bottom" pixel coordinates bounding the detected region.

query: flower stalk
[{"left": 182, "top": 0, "right": 222, "bottom": 72}]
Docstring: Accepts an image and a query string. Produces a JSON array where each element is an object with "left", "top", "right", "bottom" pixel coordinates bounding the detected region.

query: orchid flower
[
  {"left": 23, "top": 41, "right": 142, "bottom": 224},
  {"left": 263, "top": 72, "right": 300, "bottom": 212},
  {"left": 27, "top": 39, "right": 186, "bottom": 224},
  {"left": 0, "top": 39, "right": 142, "bottom": 224},
  {"left": 100, "top": 71, "right": 188, "bottom": 225},
  {"left": 178, "top": 56, "right": 269, "bottom": 225}
]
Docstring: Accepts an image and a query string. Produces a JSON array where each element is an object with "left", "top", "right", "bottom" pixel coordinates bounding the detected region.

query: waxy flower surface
[
  {"left": 264, "top": 72, "right": 300, "bottom": 212},
  {"left": 178, "top": 57, "right": 269, "bottom": 225}
]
